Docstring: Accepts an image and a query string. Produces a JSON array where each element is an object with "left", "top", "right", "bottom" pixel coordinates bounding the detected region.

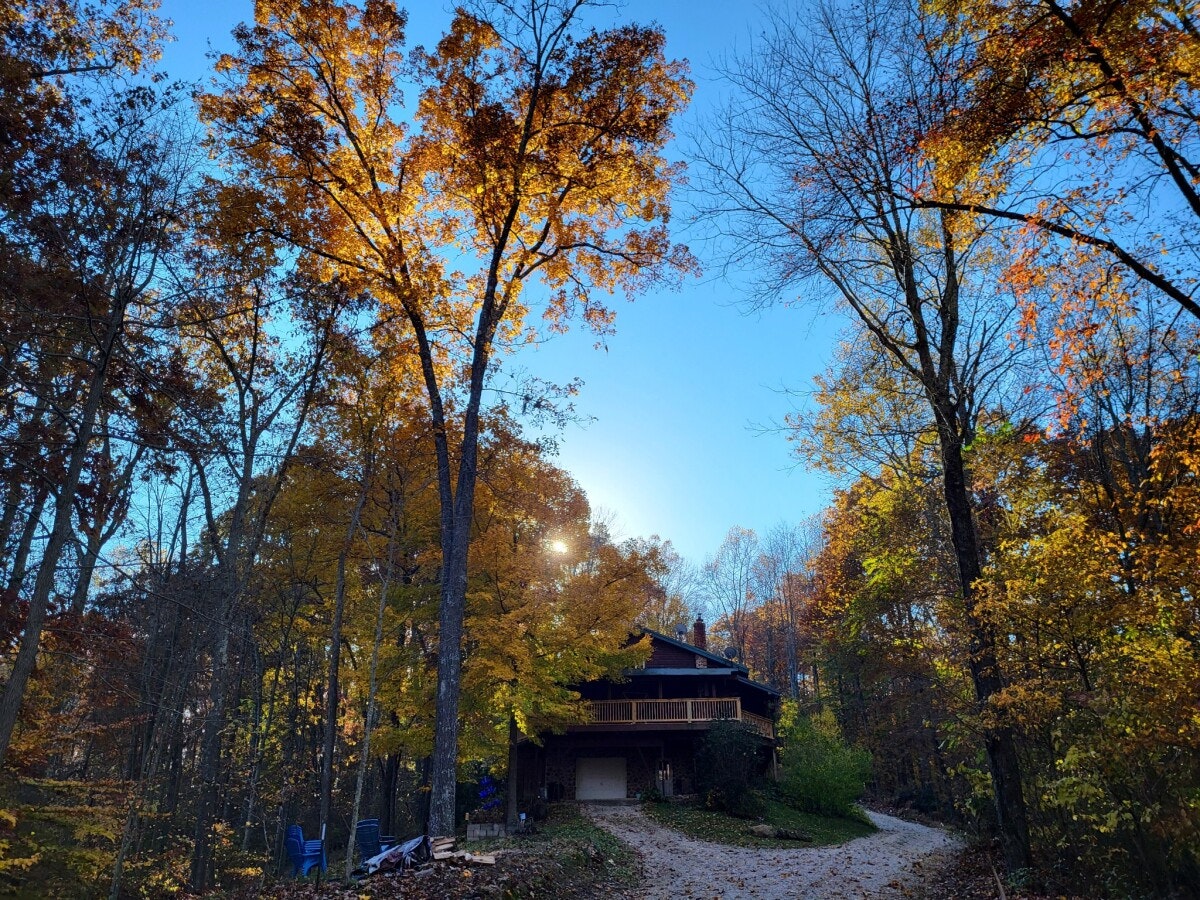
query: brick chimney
[{"left": 692, "top": 616, "right": 707, "bottom": 651}]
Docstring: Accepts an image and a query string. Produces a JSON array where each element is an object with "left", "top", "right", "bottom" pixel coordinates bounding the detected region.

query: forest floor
[
  {"left": 231, "top": 803, "right": 1053, "bottom": 899},
  {"left": 585, "top": 803, "right": 961, "bottom": 899}
]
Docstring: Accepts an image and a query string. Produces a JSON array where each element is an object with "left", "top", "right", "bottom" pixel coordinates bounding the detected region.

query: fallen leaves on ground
[{"left": 225, "top": 838, "right": 640, "bottom": 899}]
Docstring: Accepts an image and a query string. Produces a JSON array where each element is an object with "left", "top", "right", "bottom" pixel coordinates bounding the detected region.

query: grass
[{"left": 643, "top": 796, "right": 876, "bottom": 849}]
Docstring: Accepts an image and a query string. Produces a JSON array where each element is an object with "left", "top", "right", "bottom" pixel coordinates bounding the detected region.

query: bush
[
  {"left": 695, "top": 720, "right": 768, "bottom": 819},
  {"left": 779, "top": 708, "right": 871, "bottom": 818}
]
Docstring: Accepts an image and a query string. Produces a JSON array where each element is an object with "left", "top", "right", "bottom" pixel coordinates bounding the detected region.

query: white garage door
[{"left": 575, "top": 757, "right": 627, "bottom": 800}]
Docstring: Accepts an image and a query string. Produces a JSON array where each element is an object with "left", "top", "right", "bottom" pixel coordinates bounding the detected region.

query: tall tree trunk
[
  {"left": 5, "top": 479, "right": 50, "bottom": 596},
  {"left": 190, "top": 453, "right": 253, "bottom": 890},
  {"left": 0, "top": 293, "right": 128, "bottom": 766},
  {"left": 427, "top": 536, "right": 468, "bottom": 838},
  {"left": 505, "top": 715, "right": 520, "bottom": 830},
  {"left": 379, "top": 753, "right": 400, "bottom": 838},
  {"left": 0, "top": 479, "right": 24, "bottom": 574},
  {"left": 238, "top": 646, "right": 265, "bottom": 851},
  {"left": 936, "top": 416, "right": 1032, "bottom": 871},
  {"left": 189, "top": 572, "right": 237, "bottom": 889},
  {"left": 344, "top": 517, "right": 396, "bottom": 879},
  {"left": 427, "top": 366, "right": 489, "bottom": 836},
  {"left": 320, "top": 470, "right": 371, "bottom": 861},
  {"left": 109, "top": 606, "right": 185, "bottom": 900},
  {"left": 242, "top": 608, "right": 294, "bottom": 851}
]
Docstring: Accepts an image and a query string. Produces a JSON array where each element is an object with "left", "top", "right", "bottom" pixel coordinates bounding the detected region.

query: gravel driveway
[{"left": 585, "top": 804, "right": 961, "bottom": 899}]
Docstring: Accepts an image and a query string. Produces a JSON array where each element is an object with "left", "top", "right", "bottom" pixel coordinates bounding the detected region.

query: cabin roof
[
  {"left": 637, "top": 628, "right": 782, "bottom": 697},
  {"left": 642, "top": 627, "right": 745, "bottom": 670}
]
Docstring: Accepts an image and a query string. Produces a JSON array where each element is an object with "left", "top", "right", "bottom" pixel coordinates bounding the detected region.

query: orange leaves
[
  {"left": 203, "top": 0, "right": 693, "bottom": 371},
  {"left": 918, "top": 0, "right": 1200, "bottom": 323}
]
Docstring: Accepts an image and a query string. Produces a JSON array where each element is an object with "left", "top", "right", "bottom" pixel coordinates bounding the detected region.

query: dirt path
[{"left": 585, "top": 804, "right": 961, "bottom": 899}]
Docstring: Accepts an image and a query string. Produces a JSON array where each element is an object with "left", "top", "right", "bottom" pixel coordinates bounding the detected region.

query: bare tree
[
  {"left": 695, "top": 0, "right": 1033, "bottom": 868},
  {"left": 703, "top": 527, "right": 759, "bottom": 659}
]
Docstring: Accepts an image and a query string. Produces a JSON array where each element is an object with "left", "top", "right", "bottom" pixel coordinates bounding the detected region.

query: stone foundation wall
[
  {"left": 466, "top": 822, "right": 508, "bottom": 840},
  {"left": 626, "top": 750, "right": 655, "bottom": 798},
  {"left": 544, "top": 746, "right": 576, "bottom": 800}
]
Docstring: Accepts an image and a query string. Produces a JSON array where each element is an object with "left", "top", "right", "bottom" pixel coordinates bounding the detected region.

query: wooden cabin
[{"left": 514, "top": 618, "right": 780, "bottom": 803}]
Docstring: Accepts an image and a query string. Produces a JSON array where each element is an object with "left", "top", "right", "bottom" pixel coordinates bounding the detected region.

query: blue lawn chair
[
  {"left": 354, "top": 818, "right": 396, "bottom": 862},
  {"left": 284, "top": 824, "right": 326, "bottom": 877}
]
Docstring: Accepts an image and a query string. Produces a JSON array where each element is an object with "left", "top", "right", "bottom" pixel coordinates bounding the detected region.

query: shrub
[
  {"left": 695, "top": 720, "right": 768, "bottom": 819},
  {"left": 779, "top": 708, "right": 871, "bottom": 818},
  {"left": 639, "top": 784, "right": 664, "bottom": 803}
]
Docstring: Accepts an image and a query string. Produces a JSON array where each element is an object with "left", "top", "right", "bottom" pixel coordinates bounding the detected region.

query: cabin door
[
  {"left": 656, "top": 760, "right": 673, "bottom": 797},
  {"left": 575, "top": 757, "right": 626, "bottom": 800}
]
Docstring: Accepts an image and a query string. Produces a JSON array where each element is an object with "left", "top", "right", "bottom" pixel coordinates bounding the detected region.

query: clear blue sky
[{"left": 159, "top": 0, "right": 843, "bottom": 565}]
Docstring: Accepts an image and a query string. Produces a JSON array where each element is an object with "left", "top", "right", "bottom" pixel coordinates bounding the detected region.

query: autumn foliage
[
  {"left": 0, "top": 0, "right": 691, "bottom": 895},
  {"left": 5, "top": 0, "right": 1200, "bottom": 896}
]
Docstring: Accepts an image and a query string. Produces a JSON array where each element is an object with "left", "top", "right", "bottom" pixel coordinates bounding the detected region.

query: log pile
[{"left": 429, "top": 836, "right": 496, "bottom": 866}]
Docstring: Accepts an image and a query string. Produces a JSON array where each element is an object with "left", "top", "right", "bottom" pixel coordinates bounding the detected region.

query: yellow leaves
[{"left": 0, "top": 842, "right": 40, "bottom": 875}]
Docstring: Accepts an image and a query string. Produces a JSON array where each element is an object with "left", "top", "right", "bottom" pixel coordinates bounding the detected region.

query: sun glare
[{"left": 549, "top": 539, "right": 570, "bottom": 554}]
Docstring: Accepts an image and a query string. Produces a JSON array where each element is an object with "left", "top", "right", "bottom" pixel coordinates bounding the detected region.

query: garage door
[{"left": 575, "top": 757, "right": 627, "bottom": 800}]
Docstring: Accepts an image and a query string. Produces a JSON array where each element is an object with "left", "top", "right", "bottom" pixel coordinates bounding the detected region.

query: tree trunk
[
  {"left": 190, "top": 454, "right": 252, "bottom": 891},
  {"left": 0, "top": 293, "right": 128, "bottom": 766},
  {"left": 5, "top": 479, "right": 49, "bottom": 596},
  {"left": 344, "top": 518, "right": 395, "bottom": 879},
  {"left": 238, "top": 646, "right": 265, "bottom": 851},
  {"left": 189, "top": 576, "right": 235, "bottom": 889},
  {"left": 109, "top": 606, "right": 184, "bottom": 900},
  {"left": 321, "top": 471, "right": 371, "bottom": 864},
  {"left": 380, "top": 752, "right": 401, "bottom": 838},
  {"left": 243, "top": 601, "right": 295, "bottom": 851},
  {"left": 427, "top": 538, "right": 468, "bottom": 838},
  {"left": 426, "top": 411, "right": 483, "bottom": 837},
  {"left": 936, "top": 420, "right": 1032, "bottom": 871},
  {"left": 70, "top": 441, "right": 143, "bottom": 615},
  {"left": 505, "top": 715, "right": 520, "bottom": 830}
]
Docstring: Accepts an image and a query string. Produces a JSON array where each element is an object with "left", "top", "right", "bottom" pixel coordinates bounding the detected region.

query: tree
[
  {"left": 630, "top": 536, "right": 697, "bottom": 634},
  {"left": 172, "top": 259, "right": 347, "bottom": 889},
  {"left": 462, "top": 424, "right": 652, "bottom": 827},
  {"left": 201, "top": 0, "right": 693, "bottom": 836},
  {"left": 918, "top": 0, "right": 1200, "bottom": 321},
  {"left": 696, "top": 0, "right": 1033, "bottom": 867},
  {"left": 703, "top": 527, "right": 759, "bottom": 663},
  {"left": 0, "top": 45, "right": 191, "bottom": 767},
  {"left": 809, "top": 465, "right": 970, "bottom": 819}
]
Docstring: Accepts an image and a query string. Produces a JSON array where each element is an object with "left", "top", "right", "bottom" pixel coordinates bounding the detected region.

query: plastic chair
[
  {"left": 284, "top": 824, "right": 326, "bottom": 877},
  {"left": 354, "top": 818, "right": 396, "bottom": 862}
]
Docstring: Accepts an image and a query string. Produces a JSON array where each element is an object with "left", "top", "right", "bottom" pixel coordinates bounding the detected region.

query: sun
[{"left": 549, "top": 539, "right": 570, "bottom": 554}]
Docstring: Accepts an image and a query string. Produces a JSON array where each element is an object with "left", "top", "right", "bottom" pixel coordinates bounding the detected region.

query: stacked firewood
[{"left": 429, "top": 836, "right": 496, "bottom": 866}]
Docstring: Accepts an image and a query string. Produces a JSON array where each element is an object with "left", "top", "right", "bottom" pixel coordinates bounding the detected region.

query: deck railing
[{"left": 584, "top": 697, "right": 774, "bottom": 739}]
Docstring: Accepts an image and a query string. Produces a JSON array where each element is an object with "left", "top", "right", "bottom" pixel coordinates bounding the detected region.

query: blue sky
[{"left": 159, "top": 0, "right": 844, "bottom": 565}]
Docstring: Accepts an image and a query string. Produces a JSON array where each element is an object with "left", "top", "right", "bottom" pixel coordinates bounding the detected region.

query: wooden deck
[{"left": 584, "top": 698, "right": 775, "bottom": 739}]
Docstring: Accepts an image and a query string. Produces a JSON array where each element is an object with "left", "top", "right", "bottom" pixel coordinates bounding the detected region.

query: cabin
[{"left": 513, "top": 618, "right": 780, "bottom": 804}]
